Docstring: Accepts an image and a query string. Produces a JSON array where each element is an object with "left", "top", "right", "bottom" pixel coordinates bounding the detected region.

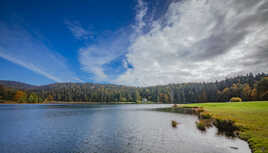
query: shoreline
[
  {"left": 0, "top": 101, "right": 168, "bottom": 105},
  {"left": 155, "top": 104, "right": 252, "bottom": 153},
  {"left": 156, "top": 101, "right": 268, "bottom": 153},
  {"left": 0, "top": 101, "right": 136, "bottom": 104}
]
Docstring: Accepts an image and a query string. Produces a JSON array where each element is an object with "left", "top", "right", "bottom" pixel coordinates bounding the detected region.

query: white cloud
[
  {"left": 0, "top": 22, "right": 81, "bottom": 83},
  {"left": 79, "top": 46, "right": 111, "bottom": 81},
  {"left": 78, "top": 0, "right": 148, "bottom": 83},
  {"left": 65, "top": 20, "right": 92, "bottom": 40},
  {"left": 0, "top": 52, "right": 62, "bottom": 82},
  {"left": 134, "top": 0, "right": 148, "bottom": 34},
  {"left": 79, "top": 30, "right": 129, "bottom": 82},
  {"left": 115, "top": 0, "right": 268, "bottom": 86}
]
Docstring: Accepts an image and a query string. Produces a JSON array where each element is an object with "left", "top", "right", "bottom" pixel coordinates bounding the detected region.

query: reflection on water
[{"left": 0, "top": 104, "right": 251, "bottom": 153}]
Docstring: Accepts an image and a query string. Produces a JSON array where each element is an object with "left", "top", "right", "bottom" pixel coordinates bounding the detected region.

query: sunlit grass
[{"left": 183, "top": 101, "right": 268, "bottom": 153}]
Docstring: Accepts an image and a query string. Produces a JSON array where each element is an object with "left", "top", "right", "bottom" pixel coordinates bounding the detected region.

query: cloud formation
[
  {"left": 0, "top": 22, "right": 81, "bottom": 83},
  {"left": 115, "top": 0, "right": 268, "bottom": 86},
  {"left": 65, "top": 20, "right": 92, "bottom": 40},
  {"left": 79, "top": 30, "right": 130, "bottom": 82},
  {"left": 135, "top": 0, "right": 148, "bottom": 34}
]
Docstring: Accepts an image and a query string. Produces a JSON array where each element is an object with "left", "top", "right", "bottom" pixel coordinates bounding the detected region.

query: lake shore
[
  {"left": 0, "top": 101, "right": 137, "bottom": 104},
  {"left": 157, "top": 101, "right": 268, "bottom": 153},
  {"left": 0, "top": 101, "right": 167, "bottom": 105}
]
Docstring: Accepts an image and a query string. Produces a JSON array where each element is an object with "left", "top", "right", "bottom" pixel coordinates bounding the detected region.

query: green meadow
[{"left": 183, "top": 102, "right": 268, "bottom": 153}]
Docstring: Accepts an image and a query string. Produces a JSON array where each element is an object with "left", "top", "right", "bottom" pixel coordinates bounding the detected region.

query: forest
[{"left": 0, "top": 73, "right": 267, "bottom": 104}]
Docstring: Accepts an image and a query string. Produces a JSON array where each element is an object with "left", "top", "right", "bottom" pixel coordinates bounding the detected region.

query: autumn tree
[
  {"left": 250, "top": 88, "right": 257, "bottom": 101},
  {"left": 38, "top": 96, "right": 44, "bottom": 103},
  {"left": 0, "top": 85, "right": 4, "bottom": 100},
  {"left": 47, "top": 95, "right": 54, "bottom": 102},
  {"left": 134, "top": 90, "right": 141, "bottom": 103},
  {"left": 242, "top": 84, "right": 251, "bottom": 101},
  {"left": 222, "top": 88, "right": 231, "bottom": 101},
  {"left": 231, "top": 83, "right": 240, "bottom": 97},
  {"left": 14, "top": 90, "right": 27, "bottom": 103},
  {"left": 257, "top": 77, "right": 268, "bottom": 100},
  {"left": 199, "top": 90, "right": 208, "bottom": 102},
  {"left": 159, "top": 93, "right": 169, "bottom": 103},
  {"left": 28, "top": 93, "right": 39, "bottom": 103}
]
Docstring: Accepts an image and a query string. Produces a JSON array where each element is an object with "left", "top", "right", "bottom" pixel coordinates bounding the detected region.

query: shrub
[
  {"left": 173, "top": 104, "right": 178, "bottom": 108},
  {"left": 171, "top": 120, "right": 178, "bottom": 128},
  {"left": 196, "top": 121, "right": 206, "bottom": 131},
  {"left": 193, "top": 107, "right": 204, "bottom": 114},
  {"left": 136, "top": 100, "right": 142, "bottom": 104},
  {"left": 199, "top": 112, "right": 212, "bottom": 119},
  {"left": 213, "top": 119, "right": 239, "bottom": 137},
  {"left": 230, "top": 97, "right": 242, "bottom": 102}
]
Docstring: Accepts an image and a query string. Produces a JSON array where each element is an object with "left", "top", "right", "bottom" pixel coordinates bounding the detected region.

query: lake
[{"left": 0, "top": 104, "right": 251, "bottom": 153}]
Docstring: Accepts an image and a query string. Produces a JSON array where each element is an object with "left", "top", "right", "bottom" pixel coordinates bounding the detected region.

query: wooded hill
[{"left": 0, "top": 73, "right": 267, "bottom": 103}]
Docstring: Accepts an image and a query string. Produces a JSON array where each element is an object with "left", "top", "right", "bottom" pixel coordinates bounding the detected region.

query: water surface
[{"left": 0, "top": 104, "right": 251, "bottom": 153}]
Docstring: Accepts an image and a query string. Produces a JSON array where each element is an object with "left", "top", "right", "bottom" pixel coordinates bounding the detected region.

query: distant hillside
[{"left": 0, "top": 80, "right": 37, "bottom": 90}]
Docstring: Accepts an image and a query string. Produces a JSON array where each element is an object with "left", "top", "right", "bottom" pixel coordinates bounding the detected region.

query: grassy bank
[{"left": 182, "top": 101, "right": 268, "bottom": 153}]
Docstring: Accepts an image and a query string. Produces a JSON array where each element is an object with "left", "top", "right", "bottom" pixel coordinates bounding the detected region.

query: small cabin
[{"left": 142, "top": 98, "right": 147, "bottom": 103}]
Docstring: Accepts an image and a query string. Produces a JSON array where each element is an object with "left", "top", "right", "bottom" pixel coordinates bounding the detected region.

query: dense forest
[{"left": 0, "top": 73, "right": 268, "bottom": 104}]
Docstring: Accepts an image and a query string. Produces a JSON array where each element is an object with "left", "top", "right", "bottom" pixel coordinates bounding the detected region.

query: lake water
[{"left": 0, "top": 104, "right": 251, "bottom": 153}]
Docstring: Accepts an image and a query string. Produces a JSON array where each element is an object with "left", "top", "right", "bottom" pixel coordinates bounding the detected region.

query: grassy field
[{"left": 182, "top": 101, "right": 268, "bottom": 153}]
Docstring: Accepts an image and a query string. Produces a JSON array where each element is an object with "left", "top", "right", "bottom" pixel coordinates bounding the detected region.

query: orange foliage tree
[{"left": 14, "top": 90, "right": 27, "bottom": 103}]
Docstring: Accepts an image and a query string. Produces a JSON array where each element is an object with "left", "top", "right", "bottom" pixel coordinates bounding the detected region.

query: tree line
[{"left": 0, "top": 73, "right": 267, "bottom": 103}]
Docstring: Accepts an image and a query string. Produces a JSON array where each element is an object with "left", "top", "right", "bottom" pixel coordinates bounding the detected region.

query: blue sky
[
  {"left": 0, "top": 0, "right": 137, "bottom": 85},
  {"left": 0, "top": 0, "right": 268, "bottom": 86}
]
